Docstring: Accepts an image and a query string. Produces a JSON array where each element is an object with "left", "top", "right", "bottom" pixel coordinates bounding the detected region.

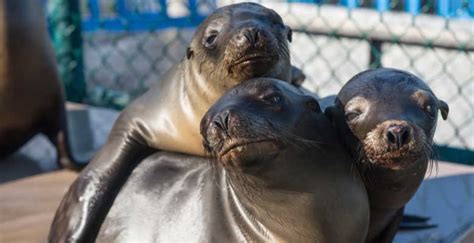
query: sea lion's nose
[
  {"left": 213, "top": 110, "right": 231, "bottom": 132},
  {"left": 386, "top": 124, "right": 411, "bottom": 149},
  {"left": 236, "top": 27, "right": 261, "bottom": 47}
]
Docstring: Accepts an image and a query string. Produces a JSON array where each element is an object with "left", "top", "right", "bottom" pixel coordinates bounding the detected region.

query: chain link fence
[{"left": 46, "top": 0, "right": 473, "bottom": 164}]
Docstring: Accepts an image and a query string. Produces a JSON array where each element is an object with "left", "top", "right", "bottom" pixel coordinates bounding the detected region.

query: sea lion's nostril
[
  {"left": 387, "top": 131, "right": 396, "bottom": 144},
  {"left": 224, "top": 112, "right": 230, "bottom": 130},
  {"left": 213, "top": 110, "right": 231, "bottom": 132},
  {"left": 238, "top": 27, "right": 261, "bottom": 47},
  {"left": 386, "top": 124, "right": 410, "bottom": 149},
  {"left": 213, "top": 120, "right": 224, "bottom": 131},
  {"left": 400, "top": 128, "right": 410, "bottom": 145}
]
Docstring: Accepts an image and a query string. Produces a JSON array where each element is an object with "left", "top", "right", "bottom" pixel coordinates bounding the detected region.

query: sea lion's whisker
[
  {"left": 423, "top": 141, "right": 438, "bottom": 178},
  {"left": 269, "top": 123, "right": 323, "bottom": 149}
]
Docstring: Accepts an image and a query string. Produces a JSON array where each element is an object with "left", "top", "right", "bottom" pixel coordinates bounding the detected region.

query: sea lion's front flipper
[
  {"left": 48, "top": 119, "right": 154, "bottom": 242},
  {"left": 399, "top": 214, "right": 437, "bottom": 230},
  {"left": 44, "top": 98, "right": 89, "bottom": 171},
  {"left": 401, "top": 214, "right": 430, "bottom": 223}
]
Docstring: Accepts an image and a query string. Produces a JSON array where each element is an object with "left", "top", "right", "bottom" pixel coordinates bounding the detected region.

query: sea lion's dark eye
[
  {"left": 424, "top": 104, "right": 435, "bottom": 118},
  {"left": 345, "top": 112, "right": 360, "bottom": 122},
  {"left": 203, "top": 31, "right": 218, "bottom": 49},
  {"left": 273, "top": 22, "right": 285, "bottom": 29},
  {"left": 262, "top": 94, "right": 282, "bottom": 105}
]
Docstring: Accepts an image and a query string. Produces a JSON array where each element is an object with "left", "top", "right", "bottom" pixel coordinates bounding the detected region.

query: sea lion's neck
[
  {"left": 219, "top": 169, "right": 278, "bottom": 242},
  {"left": 220, "top": 169, "right": 323, "bottom": 242},
  {"left": 183, "top": 59, "right": 224, "bottom": 109},
  {"left": 363, "top": 158, "right": 428, "bottom": 209},
  {"left": 217, "top": 148, "right": 344, "bottom": 242}
]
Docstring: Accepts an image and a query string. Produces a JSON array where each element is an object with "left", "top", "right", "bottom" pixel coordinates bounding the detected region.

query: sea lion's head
[
  {"left": 200, "top": 78, "right": 322, "bottom": 172},
  {"left": 186, "top": 3, "right": 294, "bottom": 91},
  {"left": 326, "top": 68, "right": 449, "bottom": 170}
]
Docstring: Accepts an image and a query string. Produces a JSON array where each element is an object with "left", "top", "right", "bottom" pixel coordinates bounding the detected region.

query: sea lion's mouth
[
  {"left": 228, "top": 53, "right": 277, "bottom": 75},
  {"left": 220, "top": 139, "right": 279, "bottom": 156},
  {"left": 230, "top": 54, "right": 273, "bottom": 66},
  {"left": 218, "top": 139, "right": 282, "bottom": 166},
  {"left": 363, "top": 149, "right": 423, "bottom": 170}
]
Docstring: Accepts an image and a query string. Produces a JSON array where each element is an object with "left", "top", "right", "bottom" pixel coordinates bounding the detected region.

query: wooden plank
[{"left": 0, "top": 171, "right": 77, "bottom": 243}]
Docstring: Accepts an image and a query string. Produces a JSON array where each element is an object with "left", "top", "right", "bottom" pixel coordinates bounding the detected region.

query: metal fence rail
[
  {"left": 291, "top": 0, "right": 474, "bottom": 18},
  {"left": 79, "top": 0, "right": 474, "bottom": 33},
  {"left": 46, "top": 0, "right": 473, "bottom": 164},
  {"left": 81, "top": 0, "right": 208, "bottom": 31}
]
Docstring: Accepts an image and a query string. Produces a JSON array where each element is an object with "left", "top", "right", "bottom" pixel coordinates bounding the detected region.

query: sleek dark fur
[
  {"left": 50, "top": 3, "right": 306, "bottom": 242},
  {"left": 325, "top": 68, "right": 449, "bottom": 243}
]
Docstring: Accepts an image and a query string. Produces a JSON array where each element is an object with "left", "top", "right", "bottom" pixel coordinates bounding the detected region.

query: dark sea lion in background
[
  {"left": 0, "top": 0, "right": 83, "bottom": 169},
  {"left": 96, "top": 78, "right": 369, "bottom": 242},
  {"left": 50, "top": 3, "right": 305, "bottom": 242},
  {"left": 325, "top": 68, "right": 449, "bottom": 243}
]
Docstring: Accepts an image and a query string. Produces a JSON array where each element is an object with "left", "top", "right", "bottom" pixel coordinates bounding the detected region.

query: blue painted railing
[
  {"left": 82, "top": 0, "right": 473, "bottom": 32},
  {"left": 289, "top": 0, "right": 474, "bottom": 17},
  {"left": 82, "top": 0, "right": 207, "bottom": 31}
]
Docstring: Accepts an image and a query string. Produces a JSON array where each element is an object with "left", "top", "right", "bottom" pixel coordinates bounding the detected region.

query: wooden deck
[{"left": 0, "top": 171, "right": 77, "bottom": 243}]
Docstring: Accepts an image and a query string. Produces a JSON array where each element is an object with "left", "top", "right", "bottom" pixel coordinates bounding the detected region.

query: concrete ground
[{"left": 394, "top": 172, "right": 474, "bottom": 243}]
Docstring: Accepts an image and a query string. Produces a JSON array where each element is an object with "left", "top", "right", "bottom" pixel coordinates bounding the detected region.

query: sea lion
[
  {"left": 50, "top": 3, "right": 305, "bottom": 242},
  {"left": 0, "top": 0, "right": 82, "bottom": 169},
  {"left": 96, "top": 78, "right": 369, "bottom": 242},
  {"left": 325, "top": 68, "right": 449, "bottom": 243}
]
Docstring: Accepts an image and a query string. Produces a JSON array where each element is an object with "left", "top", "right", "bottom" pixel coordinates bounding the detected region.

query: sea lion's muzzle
[
  {"left": 226, "top": 26, "right": 279, "bottom": 77},
  {"left": 362, "top": 120, "right": 429, "bottom": 169},
  {"left": 202, "top": 107, "right": 281, "bottom": 167},
  {"left": 203, "top": 107, "right": 273, "bottom": 151}
]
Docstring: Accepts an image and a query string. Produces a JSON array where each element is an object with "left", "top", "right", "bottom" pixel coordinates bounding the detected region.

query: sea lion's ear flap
[
  {"left": 438, "top": 99, "right": 449, "bottom": 120},
  {"left": 324, "top": 105, "right": 336, "bottom": 123},
  {"left": 286, "top": 26, "right": 292, "bottom": 42},
  {"left": 186, "top": 47, "right": 194, "bottom": 60},
  {"left": 324, "top": 98, "right": 344, "bottom": 126},
  {"left": 290, "top": 66, "right": 305, "bottom": 87},
  {"left": 304, "top": 96, "right": 321, "bottom": 112}
]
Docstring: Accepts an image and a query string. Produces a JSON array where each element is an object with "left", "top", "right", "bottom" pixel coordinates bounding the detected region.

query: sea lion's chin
[
  {"left": 219, "top": 140, "right": 282, "bottom": 168},
  {"left": 364, "top": 152, "right": 423, "bottom": 171},
  {"left": 362, "top": 139, "right": 426, "bottom": 171}
]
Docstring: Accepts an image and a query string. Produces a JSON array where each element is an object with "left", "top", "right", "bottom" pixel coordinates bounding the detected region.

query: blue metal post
[
  {"left": 374, "top": 0, "right": 389, "bottom": 12},
  {"left": 470, "top": 0, "right": 474, "bottom": 17},
  {"left": 341, "top": 0, "right": 358, "bottom": 9},
  {"left": 116, "top": 0, "right": 129, "bottom": 17},
  {"left": 88, "top": 0, "right": 99, "bottom": 18},
  {"left": 404, "top": 0, "right": 420, "bottom": 15},
  {"left": 188, "top": 0, "right": 198, "bottom": 18},
  {"left": 437, "top": 0, "right": 450, "bottom": 17},
  {"left": 82, "top": 0, "right": 100, "bottom": 31},
  {"left": 450, "top": 0, "right": 462, "bottom": 15},
  {"left": 159, "top": 0, "right": 168, "bottom": 16}
]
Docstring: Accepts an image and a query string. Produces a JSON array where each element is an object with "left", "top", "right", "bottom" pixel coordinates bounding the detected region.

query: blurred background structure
[{"left": 46, "top": 0, "right": 473, "bottom": 165}]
